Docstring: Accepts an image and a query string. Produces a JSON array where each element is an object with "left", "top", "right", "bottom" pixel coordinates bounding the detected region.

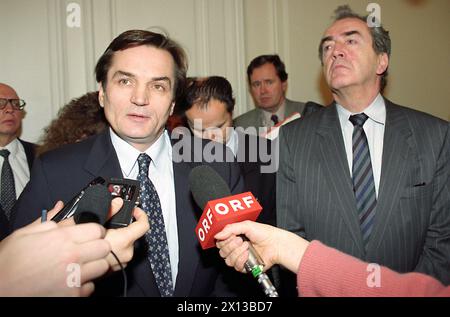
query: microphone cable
[{"left": 109, "top": 250, "right": 127, "bottom": 297}]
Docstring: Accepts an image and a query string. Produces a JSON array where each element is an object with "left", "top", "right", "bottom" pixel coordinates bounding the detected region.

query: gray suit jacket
[
  {"left": 277, "top": 99, "right": 450, "bottom": 285},
  {"left": 233, "top": 98, "right": 305, "bottom": 130}
]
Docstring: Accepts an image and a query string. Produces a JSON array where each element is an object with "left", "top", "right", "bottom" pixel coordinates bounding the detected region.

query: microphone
[
  {"left": 51, "top": 177, "right": 139, "bottom": 228},
  {"left": 51, "top": 177, "right": 106, "bottom": 223},
  {"left": 189, "top": 165, "right": 279, "bottom": 297},
  {"left": 71, "top": 182, "right": 128, "bottom": 297},
  {"left": 73, "top": 184, "right": 112, "bottom": 225}
]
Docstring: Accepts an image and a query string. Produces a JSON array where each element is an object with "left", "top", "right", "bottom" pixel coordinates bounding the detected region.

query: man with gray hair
[{"left": 277, "top": 5, "right": 449, "bottom": 294}]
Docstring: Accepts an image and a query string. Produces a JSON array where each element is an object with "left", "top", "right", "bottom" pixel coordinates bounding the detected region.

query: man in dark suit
[
  {"left": 277, "top": 4, "right": 450, "bottom": 292},
  {"left": 0, "top": 210, "right": 8, "bottom": 241},
  {"left": 234, "top": 54, "right": 310, "bottom": 135},
  {"left": 0, "top": 83, "right": 36, "bottom": 239},
  {"left": 11, "top": 30, "right": 245, "bottom": 296}
]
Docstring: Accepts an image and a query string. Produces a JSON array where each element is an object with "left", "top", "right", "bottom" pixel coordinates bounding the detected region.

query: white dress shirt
[
  {"left": 336, "top": 94, "right": 386, "bottom": 197},
  {"left": 225, "top": 128, "right": 239, "bottom": 157},
  {"left": 0, "top": 138, "right": 30, "bottom": 198},
  {"left": 110, "top": 128, "right": 179, "bottom": 286}
]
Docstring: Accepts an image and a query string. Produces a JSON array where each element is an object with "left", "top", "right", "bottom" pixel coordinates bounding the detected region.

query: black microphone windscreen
[
  {"left": 188, "top": 165, "right": 231, "bottom": 209},
  {"left": 74, "top": 184, "right": 111, "bottom": 225}
]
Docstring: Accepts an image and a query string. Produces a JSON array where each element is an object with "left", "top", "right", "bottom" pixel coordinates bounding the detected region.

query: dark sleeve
[
  {"left": 414, "top": 122, "right": 450, "bottom": 285},
  {"left": 0, "top": 208, "right": 9, "bottom": 241},
  {"left": 276, "top": 125, "right": 306, "bottom": 238},
  {"left": 229, "top": 160, "right": 245, "bottom": 196},
  {"left": 10, "top": 157, "right": 53, "bottom": 231},
  {"left": 212, "top": 156, "right": 270, "bottom": 296}
]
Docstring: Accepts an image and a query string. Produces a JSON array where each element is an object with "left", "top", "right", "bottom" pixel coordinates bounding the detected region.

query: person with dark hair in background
[
  {"left": 176, "top": 76, "right": 278, "bottom": 296},
  {"left": 177, "top": 76, "right": 276, "bottom": 226},
  {"left": 0, "top": 83, "right": 36, "bottom": 240},
  {"left": 11, "top": 30, "right": 246, "bottom": 297},
  {"left": 234, "top": 54, "right": 319, "bottom": 135},
  {"left": 37, "top": 91, "right": 108, "bottom": 157},
  {"left": 277, "top": 4, "right": 450, "bottom": 295},
  {"left": 215, "top": 221, "right": 450, "bottom": 297}
]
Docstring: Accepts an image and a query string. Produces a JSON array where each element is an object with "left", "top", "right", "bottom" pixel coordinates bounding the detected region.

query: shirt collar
[
  {"left": 336, "top": 93, "right": 386, "bottom": 127},
  {"left": 261, "top": 100, "right": 286, "bottom": 125},
  {"left": 109, "top": 128, "right": 169, "bottom": 177},
  {"left": 225, "top": 128, "right": 239, "bottom": 156},
  {"left": 1, "top": 138, "right": 20, "bottom": 156}
]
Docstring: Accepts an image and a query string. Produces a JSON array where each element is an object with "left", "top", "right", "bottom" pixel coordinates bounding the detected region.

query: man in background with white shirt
[{"left": 0, "top": 83, "right": 35, "bottom": 240}]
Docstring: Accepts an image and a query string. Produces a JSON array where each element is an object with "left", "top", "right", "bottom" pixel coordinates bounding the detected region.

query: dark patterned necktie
[
  {"left": 0, "top": 149, "right": 16, "bottom": 220},
  {"left": 349, "top": 114, "right": 377, "bottom": 248},
  {"left": 137, "top": 153, "right": 174, "bottom": 297},
  {"left": 270, "top": 114, "right": 279, "bottom": 125}
]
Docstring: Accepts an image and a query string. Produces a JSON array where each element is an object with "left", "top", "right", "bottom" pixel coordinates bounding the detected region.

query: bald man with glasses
[{"left": 0, "top": 83, "right": 36, "bottom": 240}]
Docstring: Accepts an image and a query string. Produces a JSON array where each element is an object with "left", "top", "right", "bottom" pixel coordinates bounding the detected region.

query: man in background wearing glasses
[{"left": 0, "top": 83, "right": 36, "bottom": 240}]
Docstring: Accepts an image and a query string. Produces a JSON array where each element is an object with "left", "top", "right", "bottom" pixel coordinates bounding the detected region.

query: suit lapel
[
  {"left": 172, "top": 160, "right": 200, "bottom": 296},
  {"left": 366, "top": 100, "right": 414, "bottom": 253},
  {"left": 83, "top": 130, "right": 123, "bottom": 178},
  {"left": 256, "top": 108, "right": 265, "bottom": 128},
  {"left": 316, "top": 104, "right": 365, "bottom": 254},
  {"left": 18, "top": 139, "right": 35, "bottom": 170}
]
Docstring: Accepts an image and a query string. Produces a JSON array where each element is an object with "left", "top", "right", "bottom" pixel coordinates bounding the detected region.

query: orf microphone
[{"left": 189, "top": 165, "right": 279, "bottom": 297}]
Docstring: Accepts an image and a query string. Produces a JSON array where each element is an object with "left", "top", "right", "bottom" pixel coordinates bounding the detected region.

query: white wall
[
  {"left": 243, "top": 0, "right": 450, "bottom": 121},
  {"left": 0, "top": 0, "right": 247, "bottom": 143},
  {"left": 1, "top": 0, "right": 448, "bottom": 143}
]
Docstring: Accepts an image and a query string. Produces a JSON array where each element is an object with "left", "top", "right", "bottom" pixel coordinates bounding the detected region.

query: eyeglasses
[{"left": 0, "top": 98, "right": 26, "bottom": 111}]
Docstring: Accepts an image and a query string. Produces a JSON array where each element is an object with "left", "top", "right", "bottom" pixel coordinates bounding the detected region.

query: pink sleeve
[{"left": 297, "top": 241, "right": 450, "bottom": 297}]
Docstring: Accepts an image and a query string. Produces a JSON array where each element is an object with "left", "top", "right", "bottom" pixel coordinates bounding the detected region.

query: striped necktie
[{"left": 349, "top": 113, "right": 377, "bottom": 248}]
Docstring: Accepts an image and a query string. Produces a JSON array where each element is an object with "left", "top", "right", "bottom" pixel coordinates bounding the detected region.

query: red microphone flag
[{"left": 195, "top": 192, "right": 262, "bottom": 249}]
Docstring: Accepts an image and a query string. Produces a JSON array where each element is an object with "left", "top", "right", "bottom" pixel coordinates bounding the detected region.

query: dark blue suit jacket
[
  {"left": 19, "top": 139, "right": 36, "bottom": 171},
  {"left": 11, "top": 130, "right": 246, "bottom": 296},
  {"left": 235, "top": 131, "right": 276, "bottom": 226},
  {"left": 0, "top": 139, "right": 36, "bottom": 241}
]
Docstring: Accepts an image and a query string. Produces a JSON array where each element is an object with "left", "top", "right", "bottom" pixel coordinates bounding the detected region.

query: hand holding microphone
[
  {"left": 215, "top": 221, "right": 280, "bottom": 273},
  {"left": 0, "top": 201, "right": 111, "bottom": 296},
  {"left": 46, "top": 182, "right": 149, "bottom": 272},
  {"left": 189, "top": 166, "right": 279, "bottom": 297},
  {"left": 215, "top": 220, "right": 310, "bottom": 276}
]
